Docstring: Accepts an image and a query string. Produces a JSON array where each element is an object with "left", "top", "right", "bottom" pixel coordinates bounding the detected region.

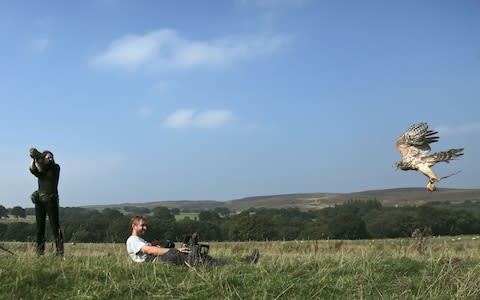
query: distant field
[
  {"left": 1, "top": 236, "right": 479, "bottom": 299},
  {"left": 0, "top": 215, "right": 35, "bottom": 224},
  {"left": 175, "top": 212, "right": 199, "bottom": 221}
]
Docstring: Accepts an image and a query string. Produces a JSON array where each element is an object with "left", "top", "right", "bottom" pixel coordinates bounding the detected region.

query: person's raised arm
[
  {"left": 29, "top": 148, "right": 42, "bottom": 176},
  {"left": 29, "top": 158, "right": 41, "bottom": 176}
]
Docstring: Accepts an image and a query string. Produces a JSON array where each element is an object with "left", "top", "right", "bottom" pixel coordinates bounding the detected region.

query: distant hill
[{"left": 82, "top": 188, "right": 480, "bottom": 212}]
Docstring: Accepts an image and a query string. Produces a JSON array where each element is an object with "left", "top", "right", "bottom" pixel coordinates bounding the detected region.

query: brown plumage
[{"left": 395, "top": 122, "right": 464, "bottom": 192}]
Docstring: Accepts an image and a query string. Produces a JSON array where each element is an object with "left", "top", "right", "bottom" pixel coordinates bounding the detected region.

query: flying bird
[{"left": 394, "top": 122, "right": 464, "bottom": 192}]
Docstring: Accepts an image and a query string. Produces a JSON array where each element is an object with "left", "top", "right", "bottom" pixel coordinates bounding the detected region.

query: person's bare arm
[
  {"left": 140, "top": 245, "right": 171, "bottom": 256},
  {"left": 140, "top": 245, "right": 191, "bottom": 256},
  {"left": 177, "top": 247, "right": 191, "bottom": 253}
]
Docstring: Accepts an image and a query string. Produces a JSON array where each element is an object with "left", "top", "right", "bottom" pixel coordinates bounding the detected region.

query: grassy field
[
  {"left": 0, "top": 237, "right": 479, "bottom": 299},
  {"left": 175, "top": 212, "right": 199, "bottom": 221},
  {"left": 0, "top": 215, "right": 35, "bottom": 224}
]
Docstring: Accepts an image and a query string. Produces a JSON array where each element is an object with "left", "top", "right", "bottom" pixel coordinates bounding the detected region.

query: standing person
[{"left": 29, "top": 148, "right": 63, "bottom": 256}]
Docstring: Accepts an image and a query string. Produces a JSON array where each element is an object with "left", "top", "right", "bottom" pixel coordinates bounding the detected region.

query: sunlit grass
[{"left": 1, "top": 236, "right": 479, "bottom": 299}]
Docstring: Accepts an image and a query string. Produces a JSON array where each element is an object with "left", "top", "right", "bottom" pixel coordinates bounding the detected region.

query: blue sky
[{"left": 1, "top": 0, "right": 479, "bottom": 208}]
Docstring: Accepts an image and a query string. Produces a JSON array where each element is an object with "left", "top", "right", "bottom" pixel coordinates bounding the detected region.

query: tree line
[
  {"left": 0, "top": 205, "right": 26, "bottom": 219},
  {"left": 0, "top": 200, "right": 479, "bottom": 243}
]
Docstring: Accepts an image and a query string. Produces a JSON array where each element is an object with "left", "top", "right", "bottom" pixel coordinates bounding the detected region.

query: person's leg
[
  {"left": 46, "top": 196, "right": 63, "bottom": 256},
  {"left": 241, "top": 249, "right": 260, "bottom": 264},
  {"left": 195, "top": 254, "right": 227, "bottom": 266},
  {"left": 186, "top": 245, "right": 227, "bottom": 266},
  {"left": 156, "top": 248, "right": 188, "bottom": 265},
  {"left": 34, "top": 202, "right": 47, "bottom": 256}
]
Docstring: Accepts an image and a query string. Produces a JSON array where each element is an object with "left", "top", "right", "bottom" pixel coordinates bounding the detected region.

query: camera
[
  {"left": 183, "top": 232, "right": 210, "bottom": 257},
  {"left": 29, "top": 147, "right": 50, "bottom": 172},
  {"left": 29, "top": 148, "right": 43, "bottom": 160}
]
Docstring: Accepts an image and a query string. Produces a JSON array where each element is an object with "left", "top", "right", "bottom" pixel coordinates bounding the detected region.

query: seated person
[{"left": 126, "top": 215, "right": 259, "bottom": 266}]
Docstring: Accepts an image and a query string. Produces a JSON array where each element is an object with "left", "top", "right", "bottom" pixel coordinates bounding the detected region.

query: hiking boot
[
  {"left": 56, "top": 231, "right": 64, "bottom": 257},
  {"left": 36, "top": 243, "right": 45, "bottom": 256},
  {"left": 56, "top": 245, "right": 64, "bottom": 257}
]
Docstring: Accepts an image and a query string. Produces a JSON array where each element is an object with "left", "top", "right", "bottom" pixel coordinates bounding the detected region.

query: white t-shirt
[{"left": 126, "top": 235, "right": 151, "bottom": 263}]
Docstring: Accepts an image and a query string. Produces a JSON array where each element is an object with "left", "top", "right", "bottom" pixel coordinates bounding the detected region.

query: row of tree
[
  {"left": 0, "top": 205, "right": 26, "bottom": 219},
  {"left": 1, "top": 199, "right": 479, "bottom": 243}
]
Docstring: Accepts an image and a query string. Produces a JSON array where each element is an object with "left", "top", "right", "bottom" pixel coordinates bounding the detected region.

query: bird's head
[{"left": 394, "top": 161, "right": 412, "bottom": 171}]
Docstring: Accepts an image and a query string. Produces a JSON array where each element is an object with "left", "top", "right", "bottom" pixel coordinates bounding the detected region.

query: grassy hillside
[
  {"left": 85, "top": 200, "right": 222, "bottom": 211},
  {"left": 82, "top": 188, "right": 480, "bottom": 212}
]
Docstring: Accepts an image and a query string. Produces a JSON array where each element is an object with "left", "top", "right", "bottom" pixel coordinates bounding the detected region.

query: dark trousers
[
  {"left": 34, "top": 197, "right": 63, "bottom": 256},
  {"left": 155, "top": 248, "right": 225, "bottom": 266},
  {"left": 155, "top": 248, "right": 189, "bottom": 265}
]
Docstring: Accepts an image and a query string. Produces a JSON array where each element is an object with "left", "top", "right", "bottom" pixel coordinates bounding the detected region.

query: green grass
[{"left": 1, "top": 237, "right": 479, "bottom": 299}]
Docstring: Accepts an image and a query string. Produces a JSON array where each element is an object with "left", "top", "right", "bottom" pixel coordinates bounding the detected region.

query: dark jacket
[{"left": 30, "top": 162, "right": 60, "bottom": 195}]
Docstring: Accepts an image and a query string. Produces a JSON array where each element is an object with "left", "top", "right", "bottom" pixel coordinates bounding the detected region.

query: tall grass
[{"left": 1, "top": 236, "right": 479, "bottom": 299}]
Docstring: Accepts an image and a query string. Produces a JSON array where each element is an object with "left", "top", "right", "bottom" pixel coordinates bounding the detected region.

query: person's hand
[{"left": 178, "top": 247, "right": 191, "bottom": 253}]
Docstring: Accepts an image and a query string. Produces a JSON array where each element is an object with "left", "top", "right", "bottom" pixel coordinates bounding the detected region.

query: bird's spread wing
[{"left": 396, "top": 122, "right": 439, "bottom": 160}]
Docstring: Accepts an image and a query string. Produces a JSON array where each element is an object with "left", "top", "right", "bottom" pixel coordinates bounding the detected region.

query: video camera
[
  {"left": 183, "top": 232, "right": 209, "bottom": 258},
  {"left": 30, "top": 147, "right": 44, "bottom": 161},
  {"left": 29, "top": 147, "right": 50, "bottom": 172}
]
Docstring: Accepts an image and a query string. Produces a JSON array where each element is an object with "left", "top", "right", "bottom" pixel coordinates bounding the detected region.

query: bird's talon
[{"left": 426, "top": 182, "right": 436, "bottom": 192}]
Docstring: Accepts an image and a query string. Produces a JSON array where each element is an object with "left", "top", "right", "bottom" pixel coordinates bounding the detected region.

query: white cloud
[
  {"left": 193, "top": 110, "right": 234, "bottom": 128},
  {"left": 90, "top": 30, "right": 174, "bottom": 70},
  {"left": 435, "top": 123, "right": 480, "bottom": 136},
  {"left": 163, "top": 109, "right": 195, "bottom": 129},
  {"left": 163, "top": 109, "right": 233, "bottom": 129},
  {"left": 31, "top": 38, "right": 49, "bottom": 52},
  {"left": 90, "top": 29, "right": 289, "bottom": 71}
]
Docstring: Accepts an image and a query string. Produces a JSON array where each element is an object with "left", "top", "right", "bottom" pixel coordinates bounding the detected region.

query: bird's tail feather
[{"left": 431, "top": 148, "right": 464, "bottom": 163}]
